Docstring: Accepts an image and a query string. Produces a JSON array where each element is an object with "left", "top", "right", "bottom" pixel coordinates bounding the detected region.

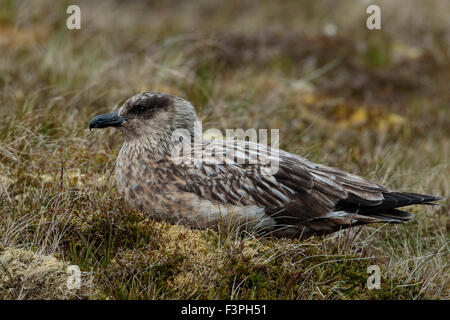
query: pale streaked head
[{"left": 89, "top": 92, "right": 199, "bottom": 141}]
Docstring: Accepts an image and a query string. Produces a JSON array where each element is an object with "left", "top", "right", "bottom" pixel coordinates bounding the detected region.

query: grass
[{"left": 0, "top": 0, "right": 448, "bottom": 299}]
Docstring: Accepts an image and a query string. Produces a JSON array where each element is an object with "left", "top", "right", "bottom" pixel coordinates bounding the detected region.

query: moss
[{"left": 0, "top": 247, "right": 94, "bottom": 299}]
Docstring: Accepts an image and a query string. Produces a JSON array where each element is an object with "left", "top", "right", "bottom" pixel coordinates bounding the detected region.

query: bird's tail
[
  {"left": 353, "top": 192, "right": 442, "bottom": 223},
  {"left": 301, "top": 192, "right": 442, "bottom": 238}
]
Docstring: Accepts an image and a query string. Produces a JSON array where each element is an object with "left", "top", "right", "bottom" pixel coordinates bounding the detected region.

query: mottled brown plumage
[{"left": 89, "top": 92, "right": 442, "bottom": 238}]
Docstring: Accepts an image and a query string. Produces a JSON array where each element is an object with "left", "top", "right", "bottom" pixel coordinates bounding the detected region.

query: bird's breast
[{"left": 116, "top": 144, "right": 156, "bottom": 201}]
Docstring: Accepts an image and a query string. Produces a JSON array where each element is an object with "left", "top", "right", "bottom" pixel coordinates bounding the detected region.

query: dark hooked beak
[{"left": 89, "top": 110, "right": 128, "bottom": 130}]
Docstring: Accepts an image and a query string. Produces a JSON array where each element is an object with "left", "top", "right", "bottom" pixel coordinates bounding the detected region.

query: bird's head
[{"left": 89, "top": 92, "right": 199, "bottom": 142}]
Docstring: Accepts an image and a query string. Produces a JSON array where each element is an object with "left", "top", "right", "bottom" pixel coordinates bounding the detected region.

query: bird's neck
[
  {"left": 120, "top": 133, "right": 174, "bottom": 163},
  {"left": 119, "top": 119, "right": 201, "bottom": 164}
]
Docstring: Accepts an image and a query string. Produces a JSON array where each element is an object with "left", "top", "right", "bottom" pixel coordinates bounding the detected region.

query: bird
[{"left": 89, "top": 92, "right": 442, "bottom": 239}]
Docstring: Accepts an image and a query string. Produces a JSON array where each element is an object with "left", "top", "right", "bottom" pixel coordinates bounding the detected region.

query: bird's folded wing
[{"left": 163, "top": 139, "right": 388, "bottom": 222}]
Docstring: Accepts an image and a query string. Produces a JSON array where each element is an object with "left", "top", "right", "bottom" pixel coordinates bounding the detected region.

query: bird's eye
[{"left": 132, "top": 105, "right": 147, "bottom": 113}]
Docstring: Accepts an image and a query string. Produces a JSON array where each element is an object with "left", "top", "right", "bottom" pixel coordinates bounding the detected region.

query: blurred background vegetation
[{"left": 0, "top": 0, "right": 448, "bottom": 299}]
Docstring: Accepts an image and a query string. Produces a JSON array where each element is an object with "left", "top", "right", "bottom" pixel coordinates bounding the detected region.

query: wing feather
[{"left": 165, "top": 139, "right": 439, "bottom": 236}]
